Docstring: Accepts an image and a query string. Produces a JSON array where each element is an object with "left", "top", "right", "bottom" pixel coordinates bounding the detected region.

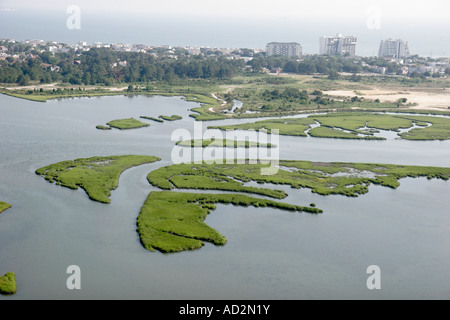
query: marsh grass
[
  {"left": 137, "top": 191, "right": 320, "bottom": 253},
  {"left": 0, "top": 272, "right": 17, "bottom": 295},
  {"left": 36, "top": 155, "right": 160, "bottom": 203},
  {"left": 398, "top": 115, "right": 450, "bottom": 140},
  {"left": 0, "top": 201, "right": 12, "bottom": 213},
  {"left": 140, "top": 116, "right": 164, "bottom": 123},
  {"left": 209, "top": 118, "right": 316, "bottom": 137},
  {"left": 176, "top": 139, "right": 276, "bottom": 148},
  {"left": 148, "top": 161, "right": 450, "bottom": 199},
  {"left": 158, "top": 115, "right": 182, "bottom": 121},
  {"left": 212, "top": 112, "right": 450, "bottom": 141},
  {"left": 106, "top": 118, "right": 150, "bottom": 130},
  {"left": 308, "top": 126, "right": 385, "bottom": 140},
  {"left": 95, "top": 125, "right": 112, "bottom": 130}
]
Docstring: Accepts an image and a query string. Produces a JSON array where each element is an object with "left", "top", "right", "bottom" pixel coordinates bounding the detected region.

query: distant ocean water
[{"left": 1, "top": 9, "right": 449, "bottom": 57}]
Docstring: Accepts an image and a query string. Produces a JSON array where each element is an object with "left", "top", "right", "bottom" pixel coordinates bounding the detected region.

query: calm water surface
[{"left": 0, "top": 93, "right": 449, "bottom": 299}]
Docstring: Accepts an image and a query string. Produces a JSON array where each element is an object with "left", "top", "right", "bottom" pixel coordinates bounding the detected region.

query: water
[{"left": 0, "top": 93, "right": 449, "bottom": 300}]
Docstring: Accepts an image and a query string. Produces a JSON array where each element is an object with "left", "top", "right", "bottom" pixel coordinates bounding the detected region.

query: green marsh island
[
  {"left": 95, "top": 125, "right": 112, "bottom": 130},
  {"left": 140, "top": 116, "right": 164, "bottom": 123},
  {"left": 136, "top": 191, "right": 313, "bottom": 253},
  {"left": 35, "top": 155, "right": 160, "bottom": 203},
  {"left": 147, "top": 161, "right": 450, "bottom": 199},
  {"left": 138, "top": 160, "right": 450, "bottom": 253},
  {"left": 176, "top": 139, "right": 276, "bottom": 148},
  {"left": 210, "top": 112, "right": 450, "bottom": 141},
  {"left": 97, "top": 118, "right": 150, "bottom": 130},
  {"left": 0, "top": 202, "right": 12, "bottom": 214},
  {"left": 0, "top": 272, "right": 17, "bottom": 295},
  {"left": 159, "top": 114, "right": 183, "bottom": 121}
]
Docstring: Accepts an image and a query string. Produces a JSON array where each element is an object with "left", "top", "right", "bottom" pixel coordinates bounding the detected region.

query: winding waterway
[{"left": 0, "top": 93, "right": 449, "bottom": 299}]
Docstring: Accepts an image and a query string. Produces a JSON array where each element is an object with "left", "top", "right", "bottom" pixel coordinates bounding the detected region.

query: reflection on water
[{"left": 0, "top": 93, "right": 449, "bottom": 300}]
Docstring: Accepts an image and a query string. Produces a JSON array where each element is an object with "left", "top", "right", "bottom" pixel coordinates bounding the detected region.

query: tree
[
  {"left": 350, "top": 73, "right": 362, "bottom": 82},
  {"left": 328, "top": 70, "right": 340, "bottom": 80},
  {"left": 17, "top": 74, "right": 30, "bottom": 86},
  {"left": 283, "top": 60, "right": 298, "bottom": 73}
]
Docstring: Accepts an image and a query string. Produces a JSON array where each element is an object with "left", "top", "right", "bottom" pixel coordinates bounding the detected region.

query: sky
[
  {"left": 1, "top": 0, "right": 449, "bottom": 20},
  {"left": 1, "top": 0, "right": 449, "bottom": 56}
]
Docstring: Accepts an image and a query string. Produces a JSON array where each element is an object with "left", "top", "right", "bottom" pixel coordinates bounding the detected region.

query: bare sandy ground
[{"left": 324, "top": 88, "right": 450, "bottom": 111}]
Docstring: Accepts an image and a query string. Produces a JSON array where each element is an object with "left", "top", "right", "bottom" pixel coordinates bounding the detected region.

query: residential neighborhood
[{"left": 0, "top": 37, "right": 449, "bottom": 85}]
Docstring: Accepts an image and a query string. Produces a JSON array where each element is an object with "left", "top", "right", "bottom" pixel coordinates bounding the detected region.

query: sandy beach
[{"left": 324, "top": 87, "right": 450, "bottom": 111}]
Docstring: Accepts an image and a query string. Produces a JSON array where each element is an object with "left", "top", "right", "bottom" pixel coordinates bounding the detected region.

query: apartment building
[
  {"left": 378, "top": 39, "right": 410, "bottom": 59},
  {"left": 266, "top": 42, "right": 302, "bottom": 57},
  {"left": 319, "top": 34, "right": 357, "bottom": 56}
]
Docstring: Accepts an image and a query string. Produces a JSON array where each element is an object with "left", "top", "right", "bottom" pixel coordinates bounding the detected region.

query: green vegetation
[
  {"left": 137, "top": 191, "right": 319, "bottom": 253},
  {"left": 310, "top": 113, "right": 450, "bottom": 141},
  {"left": 0, "top": 202, "right": 12, "bottom": 213},
  {"left": 147, "top": 162, "right": 289, "bottom": 199},
  {"left": 2, "top": 42, "right": 449, "bottom": 120},
  {"left": 0, "top": 45, "right": 243, "bottom": 86},
  {"left": 147, "top": 161, "right": 450, "bottom": 198},
  {"left": 187, "top": 93, "right": 228, "bottom": 121},
  {"left": 210, "top": 113, "right": 450, "bottom": 140},
  {"left": 158, "top": 115, "right": 182, "bottom": 121},
  {"left": 105, "top": 118, "right": 150, "bottom": 130},
  {"left": 36, "top": 155, "right": 160, "bottom": 203},
  {"left": 209, "top": 118, "right": 316, "bottom": 137},
  {"left": 308, "top": 126, "right": 383, "bottom": 140},
  {"left": 0, "top": 87, "right": 128, "bottom": 102},
  {"left": 140, "top": 116, "right": 164, "bottom": 123},
  {"left": 0, "top": 272, "right": 17, "bottom": 295},
  {"left": 140, "top": 160, "right": 450, "bottom": 253},
  {"left": 176, "top": 139, "right": 276, "bottom": 148},
  {"left": 398, "top": 115, "right": 450, "bottom": 140},
  {"left": 96, "top": 125, "right": 112, "bottom": 130}
]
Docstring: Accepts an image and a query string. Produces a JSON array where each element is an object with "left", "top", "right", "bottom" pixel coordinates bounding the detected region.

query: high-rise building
[
  {"left": 378, "top": 39, "right": 410, "bottom": 59},
  {"left": 266, "top": 42, "right": 302, "bottom": 57},
  {"left": 319, "top": 34, "right": 357, "bottom": 56}
]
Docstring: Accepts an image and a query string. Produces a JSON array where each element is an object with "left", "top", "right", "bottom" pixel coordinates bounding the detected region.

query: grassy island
[
  {"left": 307, "top": 126, "right": 385, "bottom": 140},
  {"left": 176, "top": 139, "right": 276, "bottom": 148},
  {"left": 137, "top": 191, "right": 319, "bottom": 253},
  {"left": 142, "top": 160, "right": 450, "bottom": 253},
  {"left": 159, "top": 115, "right": 182, "bottom": 121},
  {"left": 147, "top": 161, "right": 450, "bottom": 198},
  {"left": 95, "top": 125, "right": 112, "bottom": 130},
  {"left": 0, "top": 202, "right": 12, "bottom": 214},
  {"left": 210, "top": 113, "right": 450, "bottom": 141},
  {"left": 140, "top": 116, "right": 164, "bottom": 123},
  {"left": 105, "top": 118, "right": 150, "bottom": 130},
  {"left": 210, "top": 117, "right": 316, "bottom": 137},
  {"left": 36, "top": 155, "right": 160, "bottom": 203},
  {"left": 0, "top": 272, "right": 17, "bottom": 295}
]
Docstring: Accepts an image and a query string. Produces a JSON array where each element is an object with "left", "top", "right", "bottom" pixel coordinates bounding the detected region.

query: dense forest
[{"left": 0, "top": 47, "right": 246, "bottom": 85}]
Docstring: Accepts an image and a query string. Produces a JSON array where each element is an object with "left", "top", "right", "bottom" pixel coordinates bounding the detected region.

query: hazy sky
[
  {"left": 1, "top": 0, "right": 449, "bottom": 56},
  {"left": 1, "top": 0, "right": 449, "bottom": 21}
]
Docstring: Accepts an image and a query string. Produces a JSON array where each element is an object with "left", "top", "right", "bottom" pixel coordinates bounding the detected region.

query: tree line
[
  {"left": 0, "top": 47, "right": 245, "bottom": 86},
  {"left": 246, "top": 54, "right": 408, "bottom": 76}
]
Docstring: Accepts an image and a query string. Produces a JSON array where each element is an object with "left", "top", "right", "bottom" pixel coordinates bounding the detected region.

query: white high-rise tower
[
  {"left": 319, "top": 34, "right": 357, "bottom": 56},
  {"left": 378, "top": 39, "right": 410, "bottom": 59}
]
